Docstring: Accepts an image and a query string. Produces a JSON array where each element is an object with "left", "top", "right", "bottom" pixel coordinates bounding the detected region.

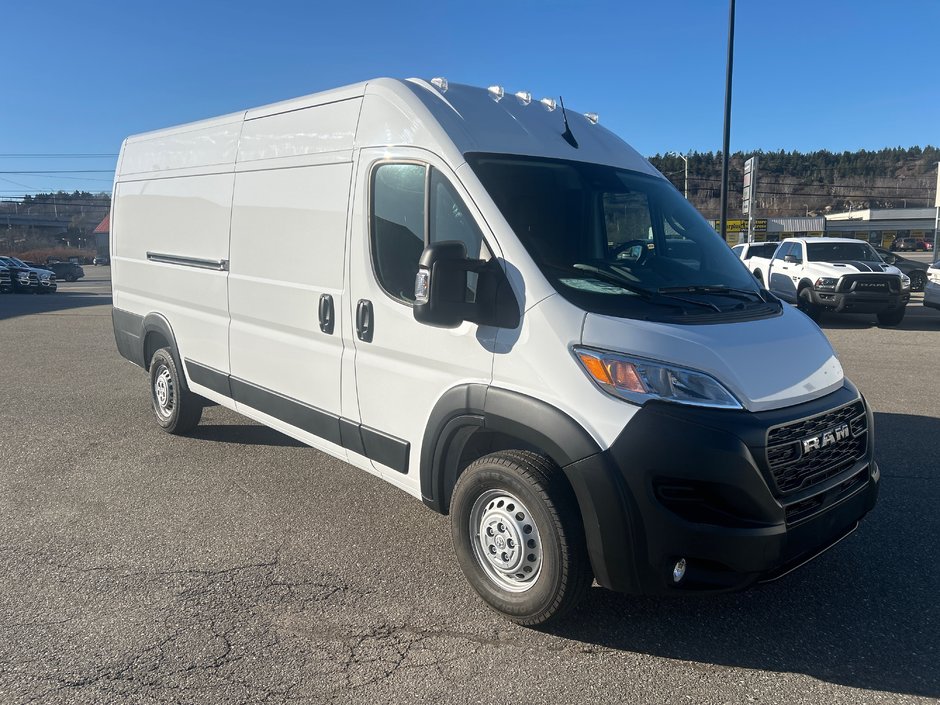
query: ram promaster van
[{"left": 111, "top": 78, "right": 878, "bottom": 624}]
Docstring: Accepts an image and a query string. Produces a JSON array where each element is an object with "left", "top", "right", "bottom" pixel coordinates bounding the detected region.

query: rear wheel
[
  {"left": 149, "top": 348, "right": 202, "bottom": 434},
  {"left": 797, "top": 286, "right": 820, "bottom": 321},
  {"left": 450, "top": 450, "right": 592, "bottom": 626},
  {"left": 876, "top": 307, "right": 905, "bottom": 327},
  {"left": 66, "top": 274, "right": 78, "bottom": 282}
]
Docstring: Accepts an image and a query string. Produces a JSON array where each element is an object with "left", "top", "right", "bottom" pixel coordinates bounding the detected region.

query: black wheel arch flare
[{"left": 419, "top": 383, "right": 640, "bottom": 592}]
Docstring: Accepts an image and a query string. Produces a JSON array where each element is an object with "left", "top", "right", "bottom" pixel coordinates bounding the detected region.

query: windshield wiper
[{"left": 658, "top": 284, "right": 766, "bottom": 302}]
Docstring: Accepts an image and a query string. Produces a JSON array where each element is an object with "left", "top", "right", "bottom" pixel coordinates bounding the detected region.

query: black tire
[
  {"left": 753, "top": 269, "right": 764, "bottom": 285},
  {"left": 797, "top": 286, "right": 820, "bottom": 321},
  {"left": 450, "top": 450, "right": 592, "bottom": 626},
  {"left": 876, "top": 307, "right": 905, "bottom": 327},
  {"left": 66, "top": 275, "right": 77, "bottom": 282},
  {"left": 149, "top": 348, "right": 202, "bottom": 434},
  {"left": 909, "top": 271, "right": 926, "bottom": 292}
]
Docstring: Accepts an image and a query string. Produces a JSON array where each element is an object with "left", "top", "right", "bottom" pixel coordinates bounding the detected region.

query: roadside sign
[{"left": 712, "top": 219, "right": 766, "bottom": 233}]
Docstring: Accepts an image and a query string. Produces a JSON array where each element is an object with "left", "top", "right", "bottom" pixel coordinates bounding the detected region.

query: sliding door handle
[{"left": 318, "top": 294, "right": 334, "bottom": 334}]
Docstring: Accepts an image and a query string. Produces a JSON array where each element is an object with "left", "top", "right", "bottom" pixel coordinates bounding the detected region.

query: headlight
[
  {"left": 900, "top": 274, "right": 911, "bottom": 289},
  {"left": 573, "top": 347, "right": 743, "bottom": 409},
  {"left": 39, "top": 272, "right": 50, "bottom": 281},
  {"left": 814, "top": 277, "right": 838, "bottom": 291}
]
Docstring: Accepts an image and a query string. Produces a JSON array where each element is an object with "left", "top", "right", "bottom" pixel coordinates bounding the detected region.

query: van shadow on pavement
[
  {"left": 0, "top": 292, "right": 111, "bottom": 321},
  {"left": 548, "top": 411, "right": 939, "bottom": 698}
]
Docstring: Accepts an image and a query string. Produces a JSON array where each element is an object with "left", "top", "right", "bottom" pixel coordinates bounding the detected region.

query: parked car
[
  {"left": 731, "top": 241, "right": 781, "bottom": 286},
  {"left": 874, "top": 247, "right": 929, "bottom": 291},
  {"left": 892, "top": 238, "right": 926, "bottom": 252},
  {"left": 0, "top": 264, "right": 11, "bottom": 293},
  {"left": 45, "top": 261, "right": 85, "bottom": 282},
  {"left": 0, "top": 255, "right": 39, "bottom": 293},
  {"left": 93, "top": 256, "right": 109, "bottom": 266},
  {"left": 924, "top": 260, "right": 940, "bottom": 311}
]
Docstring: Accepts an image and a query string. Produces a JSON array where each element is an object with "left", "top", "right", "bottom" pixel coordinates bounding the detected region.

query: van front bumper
[{"left": 563, "top": 382, "right": 879, "bottom": 595}]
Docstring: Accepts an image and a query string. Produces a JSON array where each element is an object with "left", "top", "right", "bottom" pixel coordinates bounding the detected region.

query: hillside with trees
[{"left": 648, "top": 146, "right": 940, "bottom": 219}]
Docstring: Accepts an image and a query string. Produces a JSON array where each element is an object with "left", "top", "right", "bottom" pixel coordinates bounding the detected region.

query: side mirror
[
  {"left": 884, "top": 254, "right": 896, "bottom": 264},
  {"left": 413, "top": 241, "right": 519, "bottom": 329},
  {"left": 784, "top": 254, "right": 801, "bottom": 264}
]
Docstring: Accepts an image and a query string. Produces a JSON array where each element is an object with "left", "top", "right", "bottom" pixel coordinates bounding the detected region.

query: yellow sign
[{"left": 712, "top": 219, "right": 767, "bottom": 233}]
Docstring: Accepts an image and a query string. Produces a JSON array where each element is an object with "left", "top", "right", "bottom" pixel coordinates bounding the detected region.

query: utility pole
[
  {"left": 933, "top": 162, "right": 939, "bottom": 262},
  {"left": 718, "top": 0, "right": 736, "bottom": 242},
  {"left": 668, "top": 152, "right": 689, "bottom": 199}
]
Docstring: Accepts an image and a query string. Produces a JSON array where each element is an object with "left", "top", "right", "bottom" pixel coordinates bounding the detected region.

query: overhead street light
[{"left": 668, "top": 151, "right": 689, "bottom": 200}]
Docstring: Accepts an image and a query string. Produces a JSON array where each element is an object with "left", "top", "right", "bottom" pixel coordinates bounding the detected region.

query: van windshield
[{"left": 467, "top": 154, "right": 779, "bottom": 323}]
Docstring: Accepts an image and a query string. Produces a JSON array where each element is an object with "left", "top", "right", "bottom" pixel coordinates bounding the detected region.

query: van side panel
[
  {"left": 228, "top": 164, "right": 350, "bottom": 425},
  {"left": 111, "top": 172, "right": 234, "bottom": 376},
  {"left": 226, "top": 98, "right": 361, "bottom": 453}
]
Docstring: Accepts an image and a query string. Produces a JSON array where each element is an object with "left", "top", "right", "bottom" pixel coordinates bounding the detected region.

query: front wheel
[
  {"left": 450, "top": 451, "right": 592, "bottom": 626},
  {"left": 909, "top": 271, "right": 926, "bottom": 292},
  {"left": 876, "top": 307, "right": 905, "bottom": 327},
  {"left": 149, "top": 348, "right": 203, "bottom": 434},
  {"left": 797, "top": 286, "right": 821, "bottom": 322}
]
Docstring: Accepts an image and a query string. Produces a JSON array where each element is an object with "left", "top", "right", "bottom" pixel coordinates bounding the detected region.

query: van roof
[{"left": 119, "top": 78, "right": 661, "bottom": 179}]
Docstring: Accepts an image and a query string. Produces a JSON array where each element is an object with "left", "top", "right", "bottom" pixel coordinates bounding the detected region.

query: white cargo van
[{"left": 111, "top": 78, "right": 878, "bottom": 624}]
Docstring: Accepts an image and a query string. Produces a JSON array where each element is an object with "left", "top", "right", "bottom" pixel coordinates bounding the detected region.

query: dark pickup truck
[{"left": 0, "top": 255, "right": 40, "bottom": 293}]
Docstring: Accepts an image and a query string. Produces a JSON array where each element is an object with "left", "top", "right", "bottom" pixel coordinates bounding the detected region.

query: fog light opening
[{"left": 672, "top": 558, "right": 687, "bottom": 583}]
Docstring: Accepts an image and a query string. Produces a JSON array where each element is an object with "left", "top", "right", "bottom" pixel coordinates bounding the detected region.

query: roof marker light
[
  {"left": 584, "top": 112, "right": 599, "bottom": 124},
  {"left": 540, "top": 98, "right": 557, "bottom": 111},
  {"left": 488, "top": 85, "right": 505, "bottom": 101},
  {"left": 430, "top": 77, "right": 448, "bottom": 92},
  {"left": 515, "top": 91, "right": 532, "bottom": 106}
]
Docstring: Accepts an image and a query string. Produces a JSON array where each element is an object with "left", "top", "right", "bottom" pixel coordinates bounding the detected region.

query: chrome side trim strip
[{"left": 146, "top": 252, "right": 229, "bottom": 271}]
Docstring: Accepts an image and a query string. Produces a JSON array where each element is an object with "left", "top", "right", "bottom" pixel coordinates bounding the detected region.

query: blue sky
[{"left": 2, "top": 0, "right": 938, "bottom": 196}]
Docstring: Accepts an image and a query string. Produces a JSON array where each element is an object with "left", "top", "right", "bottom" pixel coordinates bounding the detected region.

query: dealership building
[
  {"left": 718, "top": 208, "right": 938, "bottom": 249},
  {"left": 823, "top": 207, "right": 938, "bottom": 249}
]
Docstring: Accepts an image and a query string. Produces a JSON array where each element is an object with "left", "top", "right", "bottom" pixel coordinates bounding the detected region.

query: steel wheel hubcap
[
  {"left": 154, "top": 366, "right": 174, "bottom": 417},
  {"left": 469, "top": 490, "right": 542, "bottom": 592}
]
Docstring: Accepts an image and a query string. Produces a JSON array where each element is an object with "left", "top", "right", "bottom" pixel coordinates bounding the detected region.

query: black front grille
[
  {"left": 837, "top": 274, "right": 899, "bottom": 294},
  {"left": 766, "top": 400, "right": 867, "bottom": 494}
]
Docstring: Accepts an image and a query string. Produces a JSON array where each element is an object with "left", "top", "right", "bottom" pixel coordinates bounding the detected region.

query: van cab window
[
  {"left": 372, "top": 163, "right": 490, "bottom": 304},
  {"left": 468, "top": 153, "right": 780, "bottom": 323}
]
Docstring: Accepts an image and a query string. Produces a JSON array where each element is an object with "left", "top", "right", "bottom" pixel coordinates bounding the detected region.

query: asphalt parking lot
[{"left": 1, "top": 267, "right": 938, "bottom": 704}]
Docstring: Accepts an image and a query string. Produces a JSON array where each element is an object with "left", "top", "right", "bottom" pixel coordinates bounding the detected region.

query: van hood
[{"left": 581, "top": 306, "right": 844, "bottom": 412}]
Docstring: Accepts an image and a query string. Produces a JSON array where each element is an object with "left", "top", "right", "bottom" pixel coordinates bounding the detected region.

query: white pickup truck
[
  {"left": 761, "top": 237, "right": 910, "bottom": 325},
  {"left": 731, "top": 241, "right": 780, "bottom": 286}
]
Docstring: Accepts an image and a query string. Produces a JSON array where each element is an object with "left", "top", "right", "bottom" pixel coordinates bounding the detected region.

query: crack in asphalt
[{"left": 2, "top": 541, "right": 573, "bottom": 704}]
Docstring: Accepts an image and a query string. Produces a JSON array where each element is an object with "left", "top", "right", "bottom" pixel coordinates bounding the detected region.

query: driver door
[{"left": 345, "top": 148, "right": 499, "bottom": 496}]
